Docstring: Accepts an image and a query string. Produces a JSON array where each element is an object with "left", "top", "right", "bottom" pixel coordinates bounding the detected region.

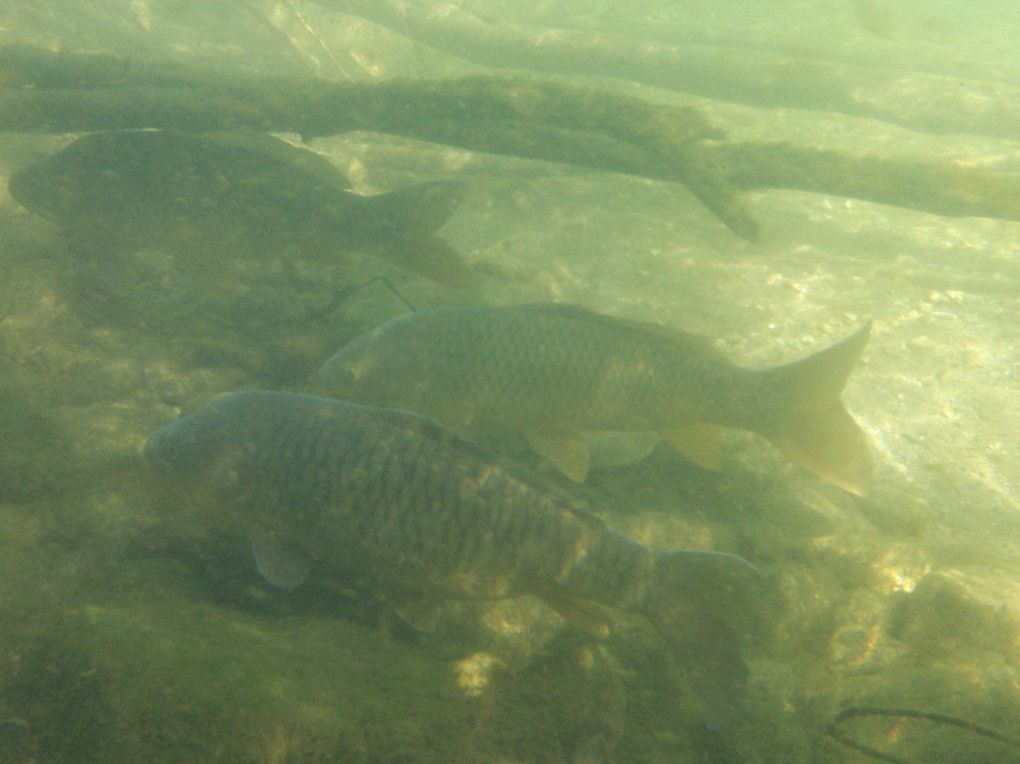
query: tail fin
[
  {"left": 759, "top": 323, "right": 872, "bottom": 496},
  {"left": 642, "top": 550, "right": 760, "bottom": 730},
  {"left": 362, "top": 180, "right": 468, "bottom": 238},
  {"left": 360, "top": 181, "right": 476, "bottom": 288},
  {"left": 385, "top": 236, "right": 478, "bottom": 289}
]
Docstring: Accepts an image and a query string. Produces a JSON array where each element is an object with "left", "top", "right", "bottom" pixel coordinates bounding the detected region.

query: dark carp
[
  {"left": 9, "top": 130, "right": 476, "bottom": 287},
  {"left": 318, "top": 303, "right": 872, "bottom": 493},
  {"left": 144, "top": 390, "right": 758, "bottom": 729}
]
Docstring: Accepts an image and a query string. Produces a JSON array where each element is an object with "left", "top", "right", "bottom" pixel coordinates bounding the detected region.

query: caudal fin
[
  {"left": 363, "top": 180, "right": 468, "bottom": 238},
  {"left": 642, "top": 550, "right": 760, "bottom": 730},
  {"left": 384, "top": 236, "right": 478, "bottom": 289},
  {"left": 361, "top": 181, "right": 477, "bottom": 287},
  {"left": 760, "top": 323, "right": 872, "bottom": 496}
]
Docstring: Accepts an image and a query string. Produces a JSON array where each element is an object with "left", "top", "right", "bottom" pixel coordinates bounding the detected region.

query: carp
[{"left": 144, "top": 390, "right": 759, "bottom": 728}]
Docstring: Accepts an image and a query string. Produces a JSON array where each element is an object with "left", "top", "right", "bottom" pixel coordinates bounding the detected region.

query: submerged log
[
  {"left": 0, "top": 47, "right": 757, "bottom": 239},
  {"left": 712, "top": 142, "right": 1020, "bottom": 224},
  {"left": 317, "top": 0, "right": 1020, "bottom": 142},
  {"left": 2, "top": 47, "right": 1019, "bottom": 233}
]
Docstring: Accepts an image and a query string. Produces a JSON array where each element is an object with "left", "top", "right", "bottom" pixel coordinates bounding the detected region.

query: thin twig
[{"left": 826, "top": 706, "right": 1020, "bottom": 764}]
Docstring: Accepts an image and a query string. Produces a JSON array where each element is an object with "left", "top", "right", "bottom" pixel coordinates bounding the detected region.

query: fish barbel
[{"left": 144, "top": 390, "right": 758, "bottom": 728}]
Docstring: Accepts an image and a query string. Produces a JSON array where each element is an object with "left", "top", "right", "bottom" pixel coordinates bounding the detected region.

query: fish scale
[
  {"left": 319, "top": 302, "right": 872, "bottom": 492},
  {"left": 144, "top": 390, "right": 758, "bottom": 728},
  {"left": 8, "top": 130, "right": 477, "bottom": 288}
]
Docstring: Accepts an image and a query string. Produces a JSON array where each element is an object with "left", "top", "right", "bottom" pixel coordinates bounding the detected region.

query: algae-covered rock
[
  {"left": 0, "top": 382, "right": 73, "bottom": 503},
  {"left": 889, "top": 570, "right": 1020, "bottom": 657},
  {"left": 3, "top": 6, "right": 1020, "bottom": 760},
  {"left": 0, "top": 522, "right": 704, "bottom": 762},
  {"left": 0, "top": 514, "right": 464, "bottom": 762}
]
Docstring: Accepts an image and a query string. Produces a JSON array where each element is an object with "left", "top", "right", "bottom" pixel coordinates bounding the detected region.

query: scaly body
[
  {"left": 9, "top": 130, "right": 474, "bottom": 287},
  {"left": 319, "top": 302, "right": 872, "bottom": 491},
  {"left": 144, "top": 390, "right": 756, "bottom": 728}
]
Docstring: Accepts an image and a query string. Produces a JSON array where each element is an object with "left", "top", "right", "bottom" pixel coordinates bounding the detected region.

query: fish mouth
[
  {"left": 317, "top": 352, "right": 369, "bottom": 391},
  {"left": 141, "top": 422, "right": 189, "bottom": 474},
  {"left": 7, "top": 171, "right": 41, "bottom": 210},
  {"left": 141, "top": 431, "right": 170, "bottom": 471}
]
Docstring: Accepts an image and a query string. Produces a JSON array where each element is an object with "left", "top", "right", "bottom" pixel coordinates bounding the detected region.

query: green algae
[
  {"left": 0, "top": 383, "right": 71, "bottom": 503},
  {"left": 2, "top": 9, "right": 1020, "bottom": 760},
  {"left": 0, "top": 481, "right": 808, "bottom": 763},
  {"left": 2, "top": 206, "right": 1018, "bottom": 761},
  {"left": 0, "top": 513, "right": 472, "bottom": 762}
]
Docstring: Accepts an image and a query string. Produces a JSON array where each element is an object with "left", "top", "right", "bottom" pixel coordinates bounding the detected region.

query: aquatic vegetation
[{"left": 0, "top": 2, "right": 1019, "bottom": 762}]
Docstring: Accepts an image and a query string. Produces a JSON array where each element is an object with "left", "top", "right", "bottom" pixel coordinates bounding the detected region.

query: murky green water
[{"left": 1, "top": 2, "right": 1018, "bottom": 762}]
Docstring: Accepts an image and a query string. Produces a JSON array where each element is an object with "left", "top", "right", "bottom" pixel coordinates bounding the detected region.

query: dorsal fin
[
  {"left": 512, "top": 303, "right": 721, "bottom": 355},
  {"left": 199, "top": 131, "right": 353, "bottom": 191},
  {"left": 248, "top": 526, "right": 311, "bottom": 590},
  {"left": 760, "top": 323, "right": 872, "bottom": 495}
]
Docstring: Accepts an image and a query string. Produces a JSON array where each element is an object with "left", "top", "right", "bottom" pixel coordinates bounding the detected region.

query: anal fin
[
  {"left": 660, "top": 423, "right": 724, "bottom": 470},
  {"left": 249, "top": 527, "right": 311, "bottom": 590},
  {"left": 525, "top": 429, "right": 591, "bottom": 483},
  {"left": 391, "top": 595, "right": 443, "bottom": 632},
  {"left": 543, "top": 591, "right": 610, "bottom": 639}
]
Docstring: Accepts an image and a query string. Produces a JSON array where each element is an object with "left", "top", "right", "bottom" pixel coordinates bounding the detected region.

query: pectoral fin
[
  {"left": 392, "top": 596, "right": 443, "bottom": 632},
  {"left": 660, "top": 424, "right": 723, "bottom": 470},
  {"left": 249, "top": 527, "right": 311, "bottom": 590},
  {"left": 525, "top": 429, "right": 591, "bottom": 482},
  {"left": 543, "top": 592, "right": 610, "bottom": 639}
]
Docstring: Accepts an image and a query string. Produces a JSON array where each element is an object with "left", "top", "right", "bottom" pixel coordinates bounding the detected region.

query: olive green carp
[
  {"left": 8, "top": 130, "right": 476, "bottom": 287},
  {"left": 143, "top": 390, "right": 759, "bottom": 729},
  {"left": 318, "top": 303, "right": 873, "bottom": 493}
]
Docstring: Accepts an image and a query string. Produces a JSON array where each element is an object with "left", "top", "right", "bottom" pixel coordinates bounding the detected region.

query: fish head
[
  {"left": 317, "top": 313, "right": 433, "bottom": 408},
  {"left": 144, "top": 406, "right": 222, "bottom": 482},
  {"left": 316, "top": 346, "right": 378, "bottom": 397},
  {"left": 143, "top": 391, "right": 352, "bottom": 550},
  {"left": 8, "top": 133, "right": 140, "bottom": 224},
  {"left": 8, "top": 155, "right": 82, "bottom": 222},
  {"left": 143, "top": 393, "right": 255, "bottom": 505}
]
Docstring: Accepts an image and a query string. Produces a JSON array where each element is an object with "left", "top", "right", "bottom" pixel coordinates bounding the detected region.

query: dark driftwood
[
  {"left": 3, "top": 47, "right": 1020, "bottom": 232},
  {"left": 711, "top": 142, "right": 1020, "bottom": 224},
  {"left": 826, "top": 706, "right": 1020, "bottom": 764},
  {"left": 0, "top": 47, "right": 722, "bottom": 143},
  {"left": 0, "top": 46, "right": 757, "bottom": 239},
  {"left": 317, "top": 0, "right": 1020, "bottom": 142}
]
